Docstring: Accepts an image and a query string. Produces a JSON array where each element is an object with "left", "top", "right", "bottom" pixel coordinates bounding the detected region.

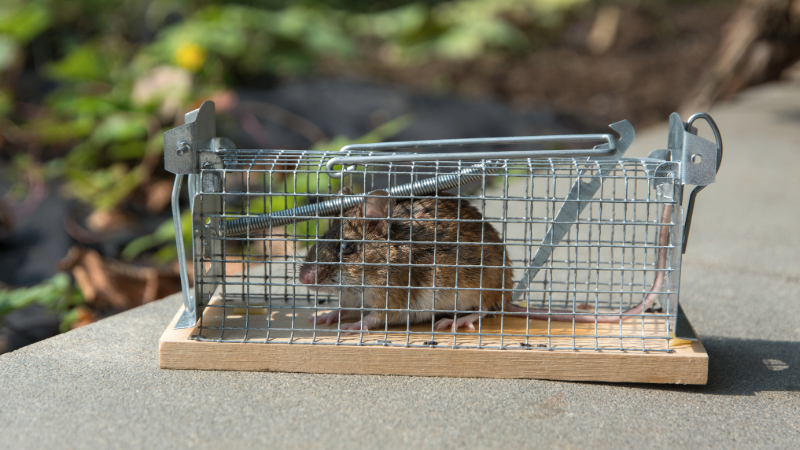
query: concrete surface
[{"left": 2, "top": 83, "right": 799, "bottom": 449}]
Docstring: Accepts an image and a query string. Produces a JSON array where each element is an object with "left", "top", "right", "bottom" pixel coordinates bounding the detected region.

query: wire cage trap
[{"left": 159, "top": 101, "right": 720, "bottom": 384}]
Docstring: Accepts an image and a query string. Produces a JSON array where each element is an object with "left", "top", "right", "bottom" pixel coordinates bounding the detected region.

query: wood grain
[
  {"left": 206, "top": 302, "right": 678, "bottom": 351},
  {"left": 160, "top": 305, "right": 708, "bottom": 384}
]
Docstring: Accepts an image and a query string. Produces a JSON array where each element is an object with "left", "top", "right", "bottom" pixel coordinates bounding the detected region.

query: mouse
[{"left": 298, "top": 188, "right": 669, "bottom": 332}]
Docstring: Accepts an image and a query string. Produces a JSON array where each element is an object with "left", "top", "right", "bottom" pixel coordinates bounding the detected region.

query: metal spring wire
[{"left": 220, "top": 161, "right": 504, "bottom": 236}]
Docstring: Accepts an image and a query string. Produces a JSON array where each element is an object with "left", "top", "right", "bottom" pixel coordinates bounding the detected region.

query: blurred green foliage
[
  {"left": 1, "top": 0, "right": 592, "bottom": 213},
  {"left": 121, "top": 209, "right": 192, "bottom": 263},
  {"left": 350, "top": 0, "right": 589, "bottom": 63},
  {"left": 0, "top": 273, "right": 85, "bottom": 332},
  {"left": 0, "top": 0, "right": 593, "bottom": 326},
  {"left": 148, "top": 5, "right": 356, "bottom": 77}
]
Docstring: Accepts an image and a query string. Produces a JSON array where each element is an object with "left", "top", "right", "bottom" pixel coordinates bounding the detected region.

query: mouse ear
[
  {"left": 339, "top": 187, "right": 353, "bottom": 196},
  {"left": 364, "top": 190, "right": 393, "bottom": 236}
]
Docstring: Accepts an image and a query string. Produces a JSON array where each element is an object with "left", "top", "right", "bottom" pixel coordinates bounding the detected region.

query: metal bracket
[
  {"left": 167, "top": 101, "right": 219, "bottom": 329},
  {"left": 674, "top": 303, "right": 699, "bottom": 342},
  {"left": 199, "top": 137, "right": 230, "bottom": 193},
  {"left": 666, "top": 112, "right": 723, "bottom": 253},
  {"left": 667, "top": 112, "right": 722, "bottom": 187},
  {"left": 647, "top": 149, "right": 670, "bottom": 161},
  {"left": 653, "top": 161, "right": 680, "bottom": 193},
  {"left": 164, "top": 101, "right": 216, "bottom": 174},
  {"left": 680, "top": 133, "right": 718, "bottom": 186}
]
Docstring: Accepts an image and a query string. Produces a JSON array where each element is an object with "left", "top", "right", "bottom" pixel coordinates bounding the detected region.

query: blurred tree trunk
[{"left": 682, "top": 0, "right": 800, "bottom": 114}]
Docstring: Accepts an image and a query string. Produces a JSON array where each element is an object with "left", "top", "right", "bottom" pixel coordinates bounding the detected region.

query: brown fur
[{"left": 300, "top": 191, "right": 514, "bottom": 328}]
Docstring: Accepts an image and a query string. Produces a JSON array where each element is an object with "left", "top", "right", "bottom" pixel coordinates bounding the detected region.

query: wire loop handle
[
  {"left": 682, "top": 113, "right": 723, "bottom": 254},
  {"left": 327, "top": 134, "right": 616, "bottom": 178}
]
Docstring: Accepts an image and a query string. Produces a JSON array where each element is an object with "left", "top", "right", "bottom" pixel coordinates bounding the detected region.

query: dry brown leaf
[
  {"left": 70, "top": 306, "right": 97, "bottom": 329},
  {"left": 85, "top": 209, "right": 130, "bottom": 233},
  {"left": 59, "top": 245, "right": 184, "bottom": 313},
  {"left": 72, "top": 265, "right": 96, "bottom": 304}
]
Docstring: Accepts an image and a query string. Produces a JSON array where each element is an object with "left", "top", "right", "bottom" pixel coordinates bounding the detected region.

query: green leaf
[
  {"left": 108, "top": 141, "right": 147, "bottom": 161},
  {"left": 153, "top": 245, "right": 178, "bottom": 265},
  {"left": 242, "top": 193, "right": 301, "bottom": 215},
  {"left": 289, "top": 218, "right": 327, "bottom": 242},
  {"left": 121, "top": 209, "right": 191, "bottom": 261},
  {"left": 0, "top": 89, "right": 12, "bottom": 116},
  {"left": 24, "top": 116, "right": 94, "bottom": 144},
  {"left": 290, "top": 171, "right": 340, "bottom": 196},
  {"left": 0, "top": 2, "right": 52, "bottom": 44},
  {"left": 0, "top": 35, "right": 19, "bottom": 72},
  {"left": 435, "top": 20, "right": 527, "bottom": 59},
  {"left": 349, "top": 4, "right": 428, "bottom": 39},
  {"left": 46, "top": 45, "right": 107, "bottom": 81},
  {"left": 62, "top": 141, "right": 102, "bottom": 171},
  {"left": 90, "top": 112, "right": 149, "bottom": 145},
  {"left": 0, "top": 273, "right": 83, "bottom": 320},
  {"left": 47, "top": 93, "right": 117, "bottom": 118},
  {"left": 58, "top": 307, "right": 80, "bottom": 333},
  {"left": 64, "top": 163, "right": 145, "bottom": 211}
]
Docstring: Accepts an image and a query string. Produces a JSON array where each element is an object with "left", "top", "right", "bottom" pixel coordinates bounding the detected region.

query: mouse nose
[{"left": 299, "top": 266, "right": 316, "bottom": 285}]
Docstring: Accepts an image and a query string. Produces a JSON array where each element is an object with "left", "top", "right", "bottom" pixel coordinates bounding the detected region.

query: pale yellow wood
[
  {"left": 213, "top": 302, "right": 680, "bottom": 351},
  {"left": 194, "top": 265, "right": 682, "bottom": 350},
  {"left": 159, "top": 305, "right": 708, "bottom": 384}
]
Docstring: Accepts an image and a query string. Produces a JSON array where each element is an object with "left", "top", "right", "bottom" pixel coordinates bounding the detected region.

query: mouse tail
[{"left": 506, "top": 205, "right": 672, "bottom": 324}]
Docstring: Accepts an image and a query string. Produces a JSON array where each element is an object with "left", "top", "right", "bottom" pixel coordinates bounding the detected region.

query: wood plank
[
  {"left": 160, "top": 305, "right": 708, "bottom": 384},
  {"left": 205, "top": 302, "right": 676, "bottom": 351}
]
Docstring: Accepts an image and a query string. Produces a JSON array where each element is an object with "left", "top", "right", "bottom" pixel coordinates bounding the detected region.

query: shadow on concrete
[
  {"left": 774, "top": 107, "right": 800, "bottom": 123},
  {"left": 702, "top": 336, "right": 800, "bottom": 395},
  {"left": 614, "top": 336, "right": 800, "bottom": 396}
]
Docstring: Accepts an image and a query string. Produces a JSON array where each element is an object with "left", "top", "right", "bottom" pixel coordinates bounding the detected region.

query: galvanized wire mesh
[{"left": 189, "top": 149, "right": 682, "bottom": 352}]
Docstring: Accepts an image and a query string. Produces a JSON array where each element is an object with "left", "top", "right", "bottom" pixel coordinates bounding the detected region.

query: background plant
[{"left": 0, "top": 0, "right": 614, "bottom": 331}]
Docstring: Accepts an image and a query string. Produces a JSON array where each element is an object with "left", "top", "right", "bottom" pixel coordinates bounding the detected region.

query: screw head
[{"left": 177, "top": 142, "right": 191, "bottom": 156}]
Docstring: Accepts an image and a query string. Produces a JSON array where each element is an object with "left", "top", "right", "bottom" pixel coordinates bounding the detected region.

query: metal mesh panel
[{"left": 190, "top": 150, "right": 682, "bottom": 352}]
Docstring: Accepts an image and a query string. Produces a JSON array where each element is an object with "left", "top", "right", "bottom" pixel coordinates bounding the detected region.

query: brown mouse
[
  {"left": 299, "top": 188, "right": 513, "bottom": 332},
  {"left": 299, "top": 188, "right": 669, "bottom": 331}
]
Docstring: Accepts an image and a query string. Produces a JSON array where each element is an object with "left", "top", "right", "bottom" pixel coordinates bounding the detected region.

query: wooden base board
[{"left": 159, "top": 305, "right": 708, "bottom": 384}]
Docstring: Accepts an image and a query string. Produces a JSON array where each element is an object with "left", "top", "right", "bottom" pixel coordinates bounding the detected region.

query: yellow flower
[{"left": 174, "top": 43, "right": 206, "bottom": 72}]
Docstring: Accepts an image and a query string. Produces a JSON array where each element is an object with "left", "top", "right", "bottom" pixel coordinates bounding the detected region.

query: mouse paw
[
  {"left": 339, "top": 321, "right": 369, "bottom": 334},
  {"left": 434, "top": 318, "right": 454, "bottom": 331},
  {"left": 310, "top": 310, "right": 341, "bottom": 326},
  {"left": 434, "top": 314, "right": 479, "bottom": 332}
]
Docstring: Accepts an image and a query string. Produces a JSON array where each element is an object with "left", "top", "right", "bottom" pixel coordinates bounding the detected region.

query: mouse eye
[{"left": 340, "top": 241, "right": 357, "bottom": 255}]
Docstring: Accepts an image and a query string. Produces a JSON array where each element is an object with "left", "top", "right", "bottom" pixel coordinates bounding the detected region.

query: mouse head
[{"left": 299, "top": 188, "right": 395, "bottom": 287}]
